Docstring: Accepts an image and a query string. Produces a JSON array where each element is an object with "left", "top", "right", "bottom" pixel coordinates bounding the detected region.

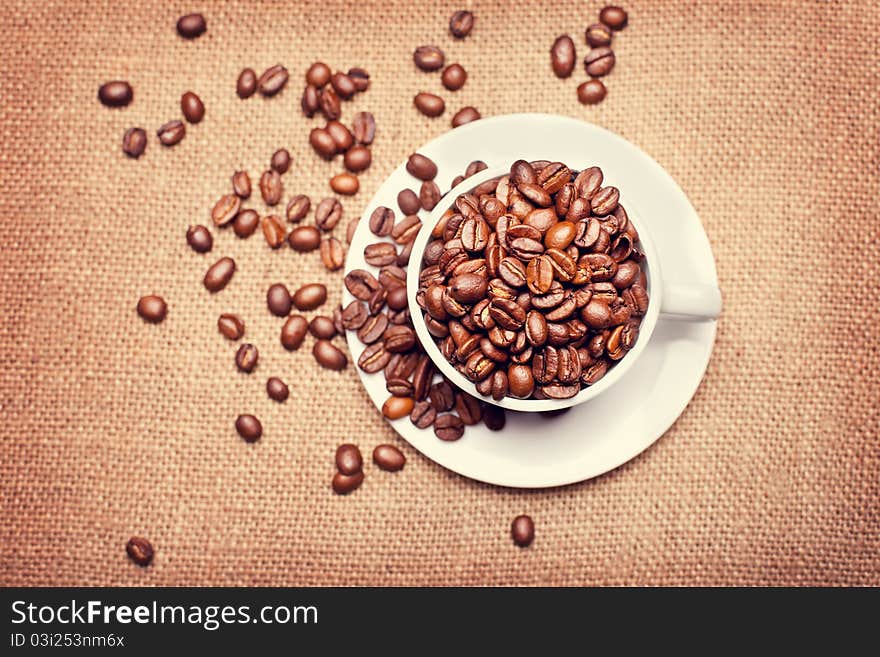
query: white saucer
[{"left": 343, "top": 113, "right": 718, "bottom": 488}]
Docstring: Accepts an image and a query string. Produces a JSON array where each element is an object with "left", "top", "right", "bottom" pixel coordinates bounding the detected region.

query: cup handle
[{"left": 659, "top": 282, "right": 722, "bottom": 321}]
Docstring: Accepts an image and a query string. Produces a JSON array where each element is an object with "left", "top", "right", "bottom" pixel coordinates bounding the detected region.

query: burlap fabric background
[{"left": 1, "top": 0, "right": 877, "bottom": 587}]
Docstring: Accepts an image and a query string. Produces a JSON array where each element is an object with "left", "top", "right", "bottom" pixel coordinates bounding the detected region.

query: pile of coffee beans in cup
[{"left": 417, "top": 159, "right": 648, "bottom": 401}]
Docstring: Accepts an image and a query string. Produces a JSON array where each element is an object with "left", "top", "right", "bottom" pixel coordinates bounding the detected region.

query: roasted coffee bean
[
  {"left": 186, "top": 225, "right": 213, "bottom": 253},
  {"left": 280, "top": 315, "right": 307, "bottom": 351},
  {"left": 591, "top": 185, "right": 619, "bottom": 215},
  {"left": 365, "top": 242, "right": 398, "bottom": 267},
  {"left": 330, "top": 173, "right": 359, "bottom": 196},
  {"left": 157, "top": 120, "right": 185, "bottom": 146},
  {"left": 320, "top": 87, "right": 341, "bottom": 120},
  {"left": 414, "top": 92, "right": 445, "bottom": 117},
  {"left": 235, "top": 414, "right": 262, "bottom": 442},
  {"left": 574, "top": 166, "right": 603, "bottom": 199},
  {"left": 413, "top": 45, "right": 445, "bottom": 71},
  {"left": 231, "top": 171, "right": 252, "bottom": 199},
  {"left": 218, "top": 313, "right": 245, "bottom": 340},
  {"left": 449, "top": 10, "right": 474, "bottom": 38},
  {"left": 536, "top": 162, "right": 570, "bottom": 195},
  {"left": 464, "top": 350, "right": 496, "bottom": 381},
  {"left": 271, "top": 148, "right": 291, "bottom": 174},
  {"left": 235, "top": 343, "right": 258, "bottom": 373},
  {"left": 526, "top": 256, "right": 554, "bottom": 294},
  {"left": 352, "top": 111, "right": 376, "bottom": 145},
  {"left": 418, "top": 180, "right": 441, "bottom": 211},
  {"left": 460, "top": 216, "right": 490, "bottom": 252},
  {"left": 524, "top": 310, "right": 549, "bottom": 347},
  {"left": 345, "top": 269, "right": 380, "bottom": 300},
  {"left": 126, "top": 536, "right": 154, "bottom": 566},
  {"left": 582, "top": 359, "right": 608, "bottom": 385},
  {"left": 519, "top": 182, "right": 552, "bottom": 208},
  {"left": 346, "top": 217, "right": 360, "bottom": 243},
  {"left": 306, "top": 62, "right": 332, "bottom": 87},
  {"left": 544, "top": 221, "right": 577, "bottom": 250},
  {"left": 427, "top": 380, "right": 454, "bottom": 412},
  {"left": 581, "top": 300, "right": 613, "bottom": 329},
  {"left": 384, "top": 325, "right": 416, "bottom": 353},
  {"left": 373, "top": 444, "right": 406, "bottom": 471},
  {"left": 449, "top": 273, "right": 488, "bottom": 304},
  {"left": 211, "top": 194, "right": 240, "bottom": 227},
  {"left": 507, "top": 363, "right": 535, "bottom": 398},
  {"left": 181, "top": 91, "right": 204, "bottom": 123},
  {"left": 341, "top": 300, "right": 369, "bottom": 330},
  {"left": 357, "top": 313, "right": 388, "bottom": 344},
  {"left": 122, "top": 127, "right": 146, "bottom": 158},
  {"left": 285, "top": 195, "right": 310, "bottom": 223},
  {"left": 358, "top": 341, "right": 391, "bottom": 373},
  {"left": 434, "top": 414, "right": 465, "bottom": 441},
  {"left": 386, "top": 377, "right": 414, "bottom": 397},
  {"left": 532, "top": 346, "right": 559, "bottom": 384},
  {"left": 586, "top": 22, "right": 613, "bottom": 47},
  {"left": 498, "top": 257, "right": 527, "bottom": 288},
  {"left": 335, "top": 444, "right": 363, "bottom": 475},
  {"left": 301, "top": 84, "right": 320, "bottom": 116},
  {"left": 385, "top": 287, "right": 408, "bottom": 314},
  {"left": 482, "top": 404, "right": 505, "bottom": 431},
  {"left": 344, "top": 145, "right": 372, "bottom": 173},
  {"left": 177, "top": 12, "right": 206, "bottom": 38},
  {"left": 204, "top": 257, "right": 235, "bottom": 292},
  {"left": 455, "top": 392, "right": 482, "bottom": 424},
  {"left": 452, "top": 106, "right": 481, "bottom": 128},
  {"left": 261, "top": 215, "right": 286, "bottom": 248},
  {"left": 382, "top": 263, "right": 407, "bottom": 289},
  {"left": 288, "top": 225, "right": 321, "bottom": 252},
  {"left": 545, "top": 248, "right": 576, "bottom": 281},
  {"left": 392, "top": 215, "right": 422, "bottom": 244},
  {"left": 237, "top": 68, "right": 257, "bottom": 98},
  {"left": 266, "top": 283, "right": 292, "bottom": 317},
  {"left": 584, "top": 47, "right": 615, "bottom": 77},
  {"left": 397, "top": 189, "right": 421, "bottom": 216},
  {"left": 348, "top": 67, "right": 370, "bottom": 92},
  {"left": 267, "top": 377, "right": 289, "bottom": 402},
  {"left": 258, "top": 64, "right": 289, "bottom": 96},
  {"left": 310, "top": 127, "right": 337, "bottom": 159},
  {"left": 600, "top": 5, "right": 628, "bottom": 30},
  {"left": 260, "top": 170, "right": 283, "bottom": 206},
  {"left": 611, "top": 260, "right": 640, "bottom": 289},
  {"left": 409, "top": 400, "right": 436, "bottom": 428},
  {"left": 136, "top": 295, "right": 166, "bottom": 323},
  {"left": 382, "top": 395, "right": 415, "bottom": 420},
  {"left": 320, "top": 237, "right": 345, "bottom": 271},
  {"left": 488, "top": 370, "right": 509, "bottom": 401},
  {"left": 326, "top": 120, "right": 354, "bottom": 152},
  {"left": 98, "top": 81, "right": 133, "bottom": 107},
  {"left": 313, "top": 339, "right": 347, "bottom": 370},
  {"left": 315, "top": 197, "right": 343, "bottom": 231},
  {"left": 550, "top": 35, "right": 576, "bottom": 78},
  {"left": 332, "top": 471, "right": 363, "bottom": 494},
  {"left": 369, "top": 207, "right": 395, "bottom": 236},
  {"left": 441, "top": 63, "right": 467, "bottom": 91},
  {"left": 577, "top": 78, "right": 607, "bottom": 104},
  {"left": 511, "top": 514, "right": 535, "bottom": 547},
  {"left": 293, "top": 283, "right": 327, "bottom": 311},
  {"left": 330, "top": 71, "right": 356, "bottom": 99},
  {"left": 406, "top": 153, "right": 438, "bottom": 181}
]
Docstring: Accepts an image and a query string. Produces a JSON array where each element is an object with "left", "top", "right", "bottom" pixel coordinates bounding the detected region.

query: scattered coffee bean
[
  {"left": 186, "top": 225, "right": 213, "bottom": 253},
  {"left": 434, "top": 413, "right": 465, "bottom": 441},
  {"left": 310, "top": 127, "right": 337, "bottom": 160},
  {"left": 414, "top": 92, "right": 445, "bottom": 117},
  {"left": 335, "top": 444, "right": 363, "bottom": 475},
  {"left": 577, "top": 79, "right": 607, "bottom": 105},
  {"left": 449, "top": 10, "right": 475, "bottom": 38},
  {"left": 586, "top": 22, "right": 613, "bottom": 47},
  {"left": 409, "top": 400, "right": 436, "bottom": 428},
  {"left": 441, "top": 64, "right": 467, "bottom": 91},
  {"left": 373, "top": 444, "right": 405, "bottom": 471},
  {"left": 280, "top": 315, "right": 308, "bottom": 350},
  {"left": 271, "top": 148, "right": 291, "bottom": 173},
  {"left": 391, "top": 215, "right": 422, "bottom": 244},
  {"left": 176, "top": 13, "right": 206, "bottom": 39},
  {"left": 352, "top": 112, "right": 376, "bottom": 145},
  {"left": 288, "top": 225, "right": 321, "bottom": 252},
  {"left": 315, "top": 197, "right": 343, "bottom": 231},
  {"left": 309, "top": 315, "right": 337, "bottom": 340},
  {"left": 332, "top": 471, "right": 363, "bottom": 494},
  {"left": 413, "top": 45, "right": 445, "bottom": 71},
  {"left": 122, "top": 127, "right": 146, "bottom": 158},
  {"left": 420, "top": 181, "right": 441, "bottom": 211},
  {"left": 237, "top": 68, "right": 257, "bottom": 98},
  {"left": 235, "top": 343, "right": 258, "bottom": 373},
  {"left": 293, "top": 283, "right": 327, "bottom": 311},
  {"left": 551, "top": 35, "right": 576, "bottom": 78},
  {"left": 267, "top": 377, "right": 289, "bottom": 402},
  {"left": 584, "top": 47, "right": 615, "bottom": 77},
  {"left": 233, "top": 209, "right": 260, "bottom": 238},
  {"left": 320, "top": 87, "right": 342, "bottom": 120},
  {"left": 320, "top": 237, "right": 345, "bottom": 271},
  {"left": 261, "top": 215, "right": 286, "bottom": 248},
  {"left": 260, "top": 170, "right": 283, "bottom": 205},
  {"left": 267, "top": 283, "right": 292, "bottom": 317},
  {"left": 232, "top": 171, "right": 251, "bottom": 199},
  {"left": 181, "top": 91, "right": 205, "bottom": 123},
  {"left": 235, "top": 414, "right": 262, "bottom": 442},
  {"left": 345, "top": 269, "right": 381, "bottom": 300},
  {"left": 451, "top": 106, "right": 481, "bottom": 128},
  {"left": 286, "top": 195, "right": 311, "bottom": 223},
  {"left": 157, "top": 120, "right": 185, "bottom": 146},
  {"left": 347, "top": 67, "right": 370, "bottom": 92},
  {"left": 258, "top": 64, "right": 289, "bottom": 96},
  {"left": 218, "top": 313, "right": 245, "bottom": 340},
  {"left": 203, "top": 256, "right": 235, "bottom": 292},
  {"left": 211, "top": 194, "right": 241, "bottom": 226},
  {"left": 330, "top": 172, "right": 359, "bottom": 196},
  {"left": 382, "top": 395, "right": 415, "bottom": 420},
  {"left": 330, "top": 71, "right": 356, "bottom": 99},
  {"left": 600, "top": 5, "right": 628, "bottom": 30},
  {"left": 305, "top": 62, "right": 332, "bottom": 87},
  {"left": 482, "top": 405, "right": 506, "bottom": 431},
  {"left": 98, "top": 81, "right": 133, "bottom": 107},
  {"left": 511, "top": 515, "right": 535, "bottom": 547},
  {"left": 126, "top": 537, "right": 154, "bottom": 566},
  {"left": 397, "top": 189, "right": 421, "bottom": 215},
  {"left": 136, "top": 295, "right": 167, "bottom": 323},
  {"left": 301, "top": 84, "right": 320, "bottom": 116},
  {"left": 364, "top": 242, "right": 397, "bottom": 267},
  {"left": 344, "top": 146, "right": 371, "bottom": 173},
  {"left": 406, "top": 153, "right": 438, "bottom": 181},
  {"left": 313, "top": 339, "right": 347, "bottom": 370},
  {"left": 367, "top": 207, "right": 393, "bottom": 237},
  {"left": 326, "top": 120, "right": 354, "bottom": 152}
]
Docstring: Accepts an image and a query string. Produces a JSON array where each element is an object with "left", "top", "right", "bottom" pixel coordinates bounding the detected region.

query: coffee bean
[
  {"left": 397, "top": 239, "right": 415, "bottom": 267},
  {"left": 346, "top": 217, "right": 359, "bottom": 244},
  {"left": 236, "top": 414, "right": 262, "bottom": 442},
  {"left": 386, "top": 377, "right": 414, "bottom": 397},
  {"left": 290, "top": 283, "right": 326, "bottom": 312},
  {"left": 414, "top": 92, "right": 445, "bottom": 117},
  {"left": 261, "top": 215, "right": 286, "bottom": 248},
  {"left": 384, "top": 325, "right": 416, "bottom": 353},
  {"left": 267, "top": 377, "right": 289, "bottom": 402},
  {"left": 397, "top": 189, "right": 421, "bottom": 216},
  {"left": 126, "top": 536, "right": 154, "bottom": 566},
  {"left": 406, "top": 153, "right": 438, "bottom": 181},
  {"left": 316, "top": 197, "right": 343, "bottom": 231},
  {"left": 391, "top": 215, "right": 422, "bottom": 244},
  {"left": 413, "top": 45, "right": 445, "bottom": 71},
  {"left": 122, "top": 127, "right": 146, "bottom": 158},
  {"left": 237, "top": 68, "right": 257, "bottom": 98},
  {"left": 357, "top": 341, "right": 391, "bottom": 373},
  {"left": 341, "top": 300, "right": 368, "bottom": 330},
  {"left": 258, "top": 64, "right": 289, "bottom": 96},
  {"left": 455, "top": 392, "right": 482, "bottom": 424},
  {"left": 332, "top": 471, "right": 363, "bottom": 494},
  {"left": 409, "top": 400, "right": 436, "bottom": 428},
  {"left": 309, "top": 315, "right": 337, "bottom": 340},
  {"left": 449, "top": 10, "right": 475, "bottom": 38},
  {"left": 364, "top": 242, "right": 398, "bottom": 267},
  {"left": 325, "top": 120, "right": 354, "bottom": 152},
  {"left": 136, "top": 295, "right": 166, "bottom": 323},
  {"left": 451, "top": 106, "right": 481, "bottom": 128},
  {"left": 352, "top": 111, "right": 376, "bottom": 145},
  {"left": 369, "top": 206, "right": 395, "bottom": 236},
  {"left": 157, "top": 120, "right": 185, "bottom": 146},
  {"left": 344, "top": 269, "right": 380, "bottom": 300},
  {"left": 211, "top": 194, "right": 241, "bottom": 227},
  {"left": 357, "top": 313, "right": 388, "bottom": 344},
  {"left": 260, "top": 170, "right": 283, "bottom": 206},
  {"left": 310, "top": 128, "right": 335, "bottom": 161},
  {"left": 181, "top": 91, "right": 204, "bottom": 123},
  {"left": 186, "top": 225, "right": 212, "bottom": 252},
  {"left": 305, "top": 62, "right": 332, "bottom": 87},
  {"left": 313, "top": 339, "right": 347, "bottom": 370},
  {"left": 301, "top": 84, "right": 320, "bottom": 116},
  {"left": 231, "top": 171, "right": 251, "bottom": 199},
  {"left": 483, "top": 404, "right": 506, "bottom": 430},
  {"left": 386, "top": 288, "right": 408, "bottom": 314},
  {"left": 330, "top": 71, "right": 356, "bottom": 99},
  {"left": 511, "top": 515, "right": 534, "bottom": 547},
  {"left": 98, "top": 81, "right": 133, "bottom": 107},
  {"left": 600, "top": 5, "right": 628, "bottom": 30},
  {"left": 335, "top": 444, "right": 363, "bottom": 475},
  {"left": 441, "top": 63, "right": 467, "bottom": 91},
  {"left": 550, "top": 35, "right": 576, "bottom": 78},
  {"left": 177, "top": 13, "right": 206, "bottom": 38},
  {"left": 344, "top": 145, "right": 371, "bottom": 173},
  {"left": 419, "top": 181, "right": 441, "bottom": 211},
  {"left": 373, "top": 444, "right": 405, "bottom": 471},
  {"left": 429, "top": 380, "right": 456, "bottom": 412},
  {"left": 286, "top": 195, "right": 311, "bottom": 223},
  {"left": 591, "top": 186, "right": 619, "bottom": 215},
  {"left": 586, "top": 22, "right": 613, "bottom": 47},
  {"left": 235, "top": 343, "right": 258, "bottom": 373},
  {"left": 203, "top": 257, "right": 235, "bottom": 292},
  {"left": 434, "top": 414, "right": 464, "bottom": 441},
  {"left": 280, "top": 315, "right": 308, "bottom": 350},
  {"left": 218, "top": 313, "right": 245, "bottom": 340},
  {"left": 507, "top": 363, "right": 535, "bottom": 398},
  {"left": 578, "top": 77, "right": 607, "bottom": 105},
  {"left": 348, "top": 67, "right": 370, "bottom": 92},
  {"left": 266, "top": 283, "right": 292, "bottom": 317},
  {"left": 330, "top": 173, "right": 359, "bottom": 196},
  {"left": 584, "top": 47, "right": 615, "bottom": 77},
  {"left": 319, "top": 87, "right": 342, "bottom": 120},
  {"left": 382, "top": 395, "right": 415, "bottom": 420},
  {"left": 271, "top": 148, "right": 291, "bottom": 174},
  {"left": 320, "top": 237, "right": 345, "bottom": 271}
]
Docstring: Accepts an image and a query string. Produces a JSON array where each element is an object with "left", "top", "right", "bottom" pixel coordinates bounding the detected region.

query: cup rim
[{"left": 406, "top": 163, "right": 663, "bottom": 412}]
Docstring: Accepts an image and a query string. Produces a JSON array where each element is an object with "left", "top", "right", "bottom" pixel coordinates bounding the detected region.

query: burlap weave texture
[{"left": 1, "top": 1, "right": 878, "bottom": 586}]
